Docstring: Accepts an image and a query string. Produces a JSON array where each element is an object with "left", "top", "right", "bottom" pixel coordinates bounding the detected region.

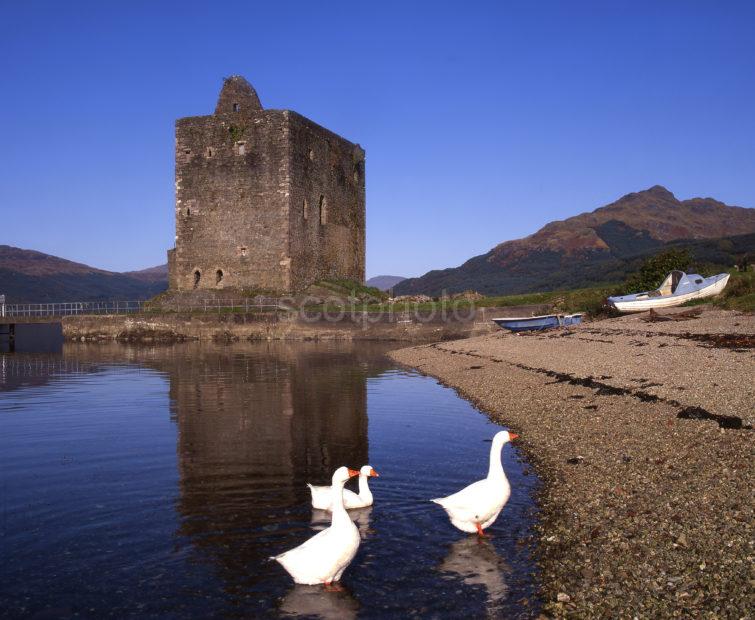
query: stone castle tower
[{"left": 167, "top": 76, "right": 365, "bottom": 293}]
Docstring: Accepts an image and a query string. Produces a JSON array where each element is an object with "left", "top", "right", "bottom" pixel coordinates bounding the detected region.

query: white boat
[{"left": 607, "top": 271, "right": 730, "bottom": 313}]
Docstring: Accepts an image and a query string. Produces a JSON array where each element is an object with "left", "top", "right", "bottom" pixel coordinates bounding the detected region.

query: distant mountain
[
  {"left": 365, "top": 275, "right": 407, "bottom": 291},
  {"left": 395, "top": 186, "right": 755, "bottom": 296},
  {"left": 124, "top": 263, "right": 169, "bottom": 283},
  {"left": 0, "top": 245, "right": 168, "bottom": 302}
]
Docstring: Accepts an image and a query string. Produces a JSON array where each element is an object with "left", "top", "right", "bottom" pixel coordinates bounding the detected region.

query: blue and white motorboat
[
  {"left": 607, "top": 271, "right": 730, "bottom": 313},
  {"left": 491, "top": 313, "right": 584, "bottom": 332}
]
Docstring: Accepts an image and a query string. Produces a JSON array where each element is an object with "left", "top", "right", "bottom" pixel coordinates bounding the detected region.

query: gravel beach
[{"left": 389, "top": 307, "right": 754, "bottom": 618}]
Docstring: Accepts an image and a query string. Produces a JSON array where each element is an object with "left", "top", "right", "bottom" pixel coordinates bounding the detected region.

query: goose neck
[
  {"left": 487, "top": 440, "right": 505, "bottom": 479},
  {"left": 357, "top": 475, "right": 373, "bottom": 501},
  {"left": 330, "top": 480, "right": 350, "bottom": 526}
]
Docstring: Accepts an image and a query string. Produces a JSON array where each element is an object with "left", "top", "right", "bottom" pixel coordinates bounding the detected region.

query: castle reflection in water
[{"left": 162, "top": 342, "right": 381, "bottom": 583}]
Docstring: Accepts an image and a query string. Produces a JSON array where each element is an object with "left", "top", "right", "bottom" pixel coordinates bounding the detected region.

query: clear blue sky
[{"left": 1, "top": 1, "right": 753, "bottom": 277}]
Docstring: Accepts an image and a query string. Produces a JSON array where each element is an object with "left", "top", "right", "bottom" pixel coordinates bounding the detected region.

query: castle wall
[
  {"left": 171, "top": 109, "right": 291, "bottom": 292},
  {"left": 287, "top": 113, "right": 365, "bottom": 291},
  {"left": 168, "top": 76, "right": 365, "bottom": 294},
  {"left": 167, "top": 248, "right": 177, "bottom": 289}
]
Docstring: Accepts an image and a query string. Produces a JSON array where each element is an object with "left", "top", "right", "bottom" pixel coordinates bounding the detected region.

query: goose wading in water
[
  {"left": 308, "top": 465, "right": 380, "bottom": 511},
  {"left": 271, "top": 467, "right": 361, "bottom": 587},
  {"left": 431, "top": 430, "right": 519, "bottom": 536}
]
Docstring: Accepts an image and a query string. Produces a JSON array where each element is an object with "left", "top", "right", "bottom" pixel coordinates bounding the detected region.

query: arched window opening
[
  {"left": 186, "top": 207, "right": 191, "bottom": 217},
  {"left": 206, "top": 147, "right": 214, "bottom": 158},
  {"left": 193, "top": 270, "right": 201, "bottom": 289},
  {"left": 319, "top": 195, "right": 327, "bottom": 225},
  {"left": 232, "top": 102, "right": 240, "bottom": 112},
  {"left": 236, "top": 141, "right": 246, "bottom": 156},
  {"left": 353, "top": 160, "right": 364, "bottom": 183},
  {"left": 308, "top": 149, "right": 314, "bottom": 161},
  {"left": 303, "top": 198, "right": 309, "bottom": 220},
  {"left": 216, "top": 269, "right": 224, "bottom": 285}
]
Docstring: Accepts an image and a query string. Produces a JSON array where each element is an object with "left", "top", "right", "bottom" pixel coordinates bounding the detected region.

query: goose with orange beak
[
  {"left": 431, "top": 430, "right": 519, "bottom": 537},
  {"left": 272, "top": 466, "right": 361, "bottom": 586},
  {"left": 308, "top": 465, "right": 380, "bottom": 511}
]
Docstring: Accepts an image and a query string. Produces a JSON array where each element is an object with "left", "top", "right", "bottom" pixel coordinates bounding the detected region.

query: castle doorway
[{"left": 193, "top": 270, "right": 201, "bottom": 289}]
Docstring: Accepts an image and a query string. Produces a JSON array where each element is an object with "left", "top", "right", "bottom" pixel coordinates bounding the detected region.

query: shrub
[{"left": 623, "top": 248, "right": 692, "bottom": 294}]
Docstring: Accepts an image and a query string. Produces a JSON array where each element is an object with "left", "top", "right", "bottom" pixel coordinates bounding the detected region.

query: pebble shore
[{"left": 389, "top": 308, "right": 754, "bottom": 618}]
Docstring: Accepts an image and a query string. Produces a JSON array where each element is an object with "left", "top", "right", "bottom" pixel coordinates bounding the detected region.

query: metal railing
[{"left": 0, "top": 298, "right": 287, "bottom": 318}]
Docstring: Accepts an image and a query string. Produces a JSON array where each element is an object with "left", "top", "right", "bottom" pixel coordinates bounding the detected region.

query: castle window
[
  {"left": 239, "top": 246, "right": 248, "bottom": 257},
  {"left": 354, "top": 160, "right": 364, "bottom": 183},
  {"left": 216, "top": 269, "right": 224, "bottom": 285},
  {"left": 236, "top": 141, "right": 246, "bottom": 156},
  {"left": 308, "top": 149, "right": 314, "bottom": 161},
  {"left": 206, "top": 147, "right": 214, "bottom": 158},
  {"left": 184, "top": 149, "right": 191, "bottom": 155},
  {"left": 193, "top": 270, "right": 201, "bottom": 289},
  {"left": 186, "top": 207, "right": 191, "bottom": 217},
  {"left": 233, "top": 102, "right": 240, "bottom": 112},
  {"left": 303, "top": 199, "right": 309, "bottom": 220},
  {"left": 319, "top": 195, "right": 327, "bottom": 225}
]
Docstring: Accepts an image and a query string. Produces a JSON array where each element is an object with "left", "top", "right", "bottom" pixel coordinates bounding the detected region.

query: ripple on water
[{"left": 0, "top": 342, "right": 540, "bottom": 618}]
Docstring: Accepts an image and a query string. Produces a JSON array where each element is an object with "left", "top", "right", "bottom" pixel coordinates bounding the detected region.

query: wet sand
[{"left": 389, "top": 308, "right": 754, "bottom": 618}]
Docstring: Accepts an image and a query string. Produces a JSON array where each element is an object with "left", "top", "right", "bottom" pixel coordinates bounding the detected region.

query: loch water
[{"left": 0, "top": 341, "right": 540, "bottom": 618}]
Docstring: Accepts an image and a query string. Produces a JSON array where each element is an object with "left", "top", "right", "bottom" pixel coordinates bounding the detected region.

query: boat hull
[
  {"left": 610, "top": 274, "right": 729, "bottom": 313},
  {"left": 492, "top": 313, "right": 584, "bottom": 332}
]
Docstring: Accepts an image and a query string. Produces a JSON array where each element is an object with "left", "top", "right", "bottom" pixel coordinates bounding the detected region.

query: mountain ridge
[
  {"left": 0, "top": 245, "right": 168, "bottom": 302},
  {"left": 395, "top": 186, "right": 755, "bottom": 296},
  {"left": 365, "top": 275, "right": 406, "bottom": 291}
]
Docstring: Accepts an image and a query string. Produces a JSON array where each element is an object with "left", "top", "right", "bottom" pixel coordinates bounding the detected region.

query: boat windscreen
[
  {"left": 671, "top": 270, "right": 684, "bottom": 294},
  {"left": 656, "top": 270, "right": 685, "bottom": 296}
]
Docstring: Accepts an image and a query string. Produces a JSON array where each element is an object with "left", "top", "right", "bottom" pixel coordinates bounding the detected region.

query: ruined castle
[{"left": 167, "top": 76, "right": 365, "bottom": 293}]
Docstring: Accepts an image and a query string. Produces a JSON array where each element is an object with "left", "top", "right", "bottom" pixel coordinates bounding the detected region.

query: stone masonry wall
[
  {"left": 172, "top": 108, "right": 290, "bottom": 292},
  {"left": 61, "top": 311, "right": 498, "bottom": 342},
  {"left": 287, "top": 113, "right": 365, "bottom": 290}
]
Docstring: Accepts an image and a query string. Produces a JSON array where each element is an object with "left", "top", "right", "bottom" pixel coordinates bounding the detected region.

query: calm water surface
[{"left": 1, "top": 341, "right": 539, "bottom": 618}]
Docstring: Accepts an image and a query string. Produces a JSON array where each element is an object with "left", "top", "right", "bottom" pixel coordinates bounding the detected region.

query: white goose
[
  {"left": 308, "top": 465, "right": 380, "bottom": 510},
  {"left": 272, "top": 467, "right": 361, "bottom": 586},
  {"left": 431, "top": 430, "right": 518, "bottom": 536}
]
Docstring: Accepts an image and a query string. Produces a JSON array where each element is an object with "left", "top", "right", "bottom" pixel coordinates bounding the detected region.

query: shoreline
[
  {"left": 51, "top": 305, "right": 549, "bottom": 343},
  {"left": 389, "top": 308, "right": 753, "bottom": 618},
  {"left": 58, "top": 312, "right": 491, "bottom": 343}
]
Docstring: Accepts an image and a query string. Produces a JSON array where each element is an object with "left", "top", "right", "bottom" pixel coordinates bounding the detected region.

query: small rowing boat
[{"left": 491, "top": 313, "right": 584, "bottom": 332}]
